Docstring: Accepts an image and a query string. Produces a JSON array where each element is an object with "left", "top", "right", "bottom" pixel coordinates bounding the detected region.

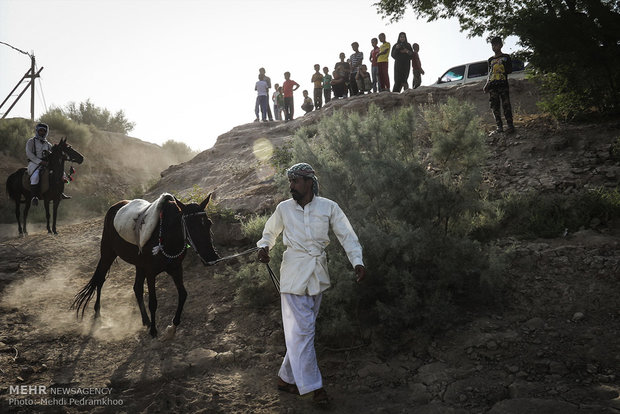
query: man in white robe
[
  {"left": 257, "top": 162, "right": 366, "bottom": 404},
  {"left": 25, "top": 123, "right": 52, "bottom": 206}
]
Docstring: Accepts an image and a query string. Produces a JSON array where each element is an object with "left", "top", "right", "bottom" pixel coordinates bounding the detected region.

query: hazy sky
[{"left": 1, "top": 0, "right": 519, "bottom": 151}]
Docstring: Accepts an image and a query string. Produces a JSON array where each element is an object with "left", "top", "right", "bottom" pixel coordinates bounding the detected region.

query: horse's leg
[
  {"left": 146, "top": 274, "right": 158, "bottom": 337},
  {"left": 52, "top": 199, "right": 60, "bottom": 234},
  {"left": 44, "top": 199, "right": 52, "bottom": 234},
  {"left": 14, "top": 199, "right": 23, "bottom": 236},
  {"left": 133, "top": 267, "right": 150, "bottom": 327},
  {"left": 22, "top": 199, "right": 30, "bottom": 236},
  {"left": 93, "top": 250, "right": 116, "bottom": 318},
  {"left": 161, "top": 267, "right": 187, "bottom": 341}
]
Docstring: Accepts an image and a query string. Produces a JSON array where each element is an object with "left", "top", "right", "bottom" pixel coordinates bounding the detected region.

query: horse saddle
[
  {"left": 113, "top": 193, "right": 175, "bottom": 253},
  {"left": 22, "top": 168, "right": 50, "bottom": 194}
]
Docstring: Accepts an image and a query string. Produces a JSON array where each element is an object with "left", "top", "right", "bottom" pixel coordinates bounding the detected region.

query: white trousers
[
  {"left": 278, "top": 293, "right": 323, "bottom": 395},
  {"left": 29, "top": 167, "right": 40, "bottom": 185}
]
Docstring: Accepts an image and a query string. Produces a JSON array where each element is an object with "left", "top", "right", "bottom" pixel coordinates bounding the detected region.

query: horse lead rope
[
  {"left": 206, "top": 246, "right": 261, "bottom": 265},
  {"left": 207, "top": 246, "right": 280, "bottom": 294}
]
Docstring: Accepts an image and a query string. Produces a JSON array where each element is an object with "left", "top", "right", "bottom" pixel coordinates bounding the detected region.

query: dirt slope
[{"left": 1, "top": 81, "right": 620, "bottom": 413}]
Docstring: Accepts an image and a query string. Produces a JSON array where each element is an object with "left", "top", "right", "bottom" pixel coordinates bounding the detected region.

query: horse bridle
[{"left": 152, "top": 211, "right": 210, "bottom": 261}]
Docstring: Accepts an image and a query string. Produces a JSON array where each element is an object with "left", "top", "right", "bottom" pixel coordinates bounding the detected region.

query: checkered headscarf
[{"left": 287, "top": 163, "right": 319, "bottom": 195}]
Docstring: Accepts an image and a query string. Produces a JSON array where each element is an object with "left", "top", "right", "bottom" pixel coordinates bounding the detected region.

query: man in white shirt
[{"left": 257, "top": 162, "right": 366, "bottom": 404}]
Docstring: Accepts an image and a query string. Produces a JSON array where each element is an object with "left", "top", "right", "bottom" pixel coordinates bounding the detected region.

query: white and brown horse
[{"left": 71, "top": 194, "right": 220, "bottom": 339}]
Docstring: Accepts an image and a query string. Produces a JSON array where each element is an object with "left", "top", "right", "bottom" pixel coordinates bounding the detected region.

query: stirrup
[{"left": 31, "top": 197, "right": 39, "bottom": 206}]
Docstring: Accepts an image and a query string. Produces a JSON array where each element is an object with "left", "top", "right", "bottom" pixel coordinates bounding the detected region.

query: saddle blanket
[{"left": 113, "top": 193, "right": 175, "bottom": 252}]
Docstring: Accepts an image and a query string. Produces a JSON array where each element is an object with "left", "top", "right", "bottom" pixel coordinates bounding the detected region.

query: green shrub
[
  {"left": 0, "top": 118, "right": 31, "bottom": 159},
  {"left": 476, "top": 188, "right": 620, "bottom": 239},
  {"left": 39, "top": 108, "right": 92, "bottom": 146}
]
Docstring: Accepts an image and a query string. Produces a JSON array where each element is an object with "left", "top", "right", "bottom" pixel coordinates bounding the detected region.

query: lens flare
[{"left": 253, "top": 138, "right": 273, "bottom": 162}]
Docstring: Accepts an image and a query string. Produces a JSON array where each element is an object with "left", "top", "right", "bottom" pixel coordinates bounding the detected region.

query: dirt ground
[{"left": 0, "top": 212, "right": 619, "bottom": 413}]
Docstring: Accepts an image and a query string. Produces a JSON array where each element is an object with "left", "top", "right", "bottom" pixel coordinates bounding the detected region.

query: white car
[{"left": 431, "top": 59, "right": 527, "bottom": 88}]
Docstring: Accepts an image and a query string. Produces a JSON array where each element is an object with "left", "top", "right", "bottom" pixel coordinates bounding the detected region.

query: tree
[
  {"left": 375, "top": 0, "right": 620, "bottom": 115},
  {"left": 64, "top": 99, "right": 135, "bottom": 134}
]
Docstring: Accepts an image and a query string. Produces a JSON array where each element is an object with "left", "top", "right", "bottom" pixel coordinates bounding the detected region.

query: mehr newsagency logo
[{"left": 7, "top": 384, "right": 124, "bottom": 407}]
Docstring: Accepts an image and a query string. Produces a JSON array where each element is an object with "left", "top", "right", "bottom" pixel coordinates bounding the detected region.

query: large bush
[{"left": 228, "top": 100, "right": 506, "bottom": 347}]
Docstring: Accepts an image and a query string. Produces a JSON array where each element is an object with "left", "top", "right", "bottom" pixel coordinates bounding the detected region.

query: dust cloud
[{"left": 1, "top": 264, "right": 142, "bottom": 342}]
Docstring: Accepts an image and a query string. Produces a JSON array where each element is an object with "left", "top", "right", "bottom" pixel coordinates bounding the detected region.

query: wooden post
[{"left": 30, "top": 54, "right": 36, "bottom": 121}]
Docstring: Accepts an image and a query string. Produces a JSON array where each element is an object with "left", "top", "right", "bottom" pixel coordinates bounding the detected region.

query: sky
[{"left": 0, "top": 0, "right": 519, "bottom": 151}]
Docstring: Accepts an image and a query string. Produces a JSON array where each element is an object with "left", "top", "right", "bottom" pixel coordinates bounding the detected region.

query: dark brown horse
[
  {"left": 6, "top": 138, "right": 84, "bottom": 235},
  {"left": 71, "top": 194, "right": 220, "bottom": 339}
]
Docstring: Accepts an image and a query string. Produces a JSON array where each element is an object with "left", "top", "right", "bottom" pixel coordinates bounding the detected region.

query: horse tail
[
  {"left": 71, "top": 260, "right": 109, "bottom": 318},
  {"left": 71, "top": 203, "right": 122, "bottom": 318}
]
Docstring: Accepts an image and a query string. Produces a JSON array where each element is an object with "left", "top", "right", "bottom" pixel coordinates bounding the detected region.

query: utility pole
[
  {"left": 0, "top": 42, "right": 43, "bottom": 121},
  {"left": 30, "top": 53, "right": 36, "bottom": 121}
]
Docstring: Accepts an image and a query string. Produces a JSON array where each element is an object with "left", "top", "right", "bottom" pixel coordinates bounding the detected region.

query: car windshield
[{"left": 439, "top": 65, "right": 465, "bottom": 83}]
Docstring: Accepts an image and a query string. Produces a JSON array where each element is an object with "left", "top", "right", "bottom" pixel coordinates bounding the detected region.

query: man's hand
[
  {"left": 355, "top": 265, "right": 366, "bottom": 283},
  {"left": 257, "top": 247, "right": 270, "bottom": 263}
]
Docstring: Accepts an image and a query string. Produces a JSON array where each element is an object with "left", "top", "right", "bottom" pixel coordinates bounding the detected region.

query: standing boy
[
  {"left": 283, "top": 72, "right": 300, "bottom": 122},
  {"left": 322, "top": 67, "right": 332, "bottom": 104},
  {"left": 349, "top": 42, "right": 363, "bottom": 96},
  {"left": 311, "top": 64, "right": 323, "bottom": 110},
  {"left": 369, "top": 38, "right": 380, "bottom": 93},
  {"left": 377, "top": 33, "right": 390, "bottom": 91},
  {"left": 411, "top": 43, "right": 425, "bottom": 89},
  {"left": 483, "top": 36, "right": 515, "bottom": 135},
  {"left": 255, "top": 74, "right": 269, "bottom": 122},
  {"left": 273, "top": 83, "right": 282, "bottom": 121}
]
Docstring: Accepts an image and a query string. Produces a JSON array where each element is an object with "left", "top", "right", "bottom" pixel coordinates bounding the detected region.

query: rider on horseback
[
  {"left": 26, "top": 123, "right": 52, "bottom": 206},
  {"left": 25, "top": 123, "right": 71, "bottom": 206}
]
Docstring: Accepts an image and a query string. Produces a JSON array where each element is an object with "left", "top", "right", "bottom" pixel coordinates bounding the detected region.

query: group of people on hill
[
  {"left": 254, "top": 34, "right": 516, "bottom": 137},
  {"left": 253, "top": 32, "right": 425, "bottom": 122}
]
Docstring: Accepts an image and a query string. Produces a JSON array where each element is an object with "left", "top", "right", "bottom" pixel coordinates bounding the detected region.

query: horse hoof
[
  {"left": 149, "top": 329, "right": 158, "bottom": 338},
  {"left": 160, "top": 325, "right": 177, "bottom": 341}
]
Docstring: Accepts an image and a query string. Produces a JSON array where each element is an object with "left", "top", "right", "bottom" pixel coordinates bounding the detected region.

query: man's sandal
[
  {"left": 313, "top": 388, "right": 329, "bottom": 405},
  {"left": 277, "top": 378, "right": 299, "bottom": 395}
]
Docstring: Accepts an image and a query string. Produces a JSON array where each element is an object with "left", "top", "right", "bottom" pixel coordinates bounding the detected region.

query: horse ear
[
  {"left": 199, "top": 193, "right": 212, "bottom": 210},
  {"left": 174, "top": 196, "right": 186, "bottom": 210}
]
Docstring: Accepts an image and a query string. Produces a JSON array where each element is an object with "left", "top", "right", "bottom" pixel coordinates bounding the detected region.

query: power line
[{"left": 0, "top": 41, "right": 31, "bottom": 57}]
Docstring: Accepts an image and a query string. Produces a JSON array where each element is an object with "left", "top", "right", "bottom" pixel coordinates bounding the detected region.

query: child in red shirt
[{"left": 283, "top": 72, "right": 300, "bottom": 122}]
